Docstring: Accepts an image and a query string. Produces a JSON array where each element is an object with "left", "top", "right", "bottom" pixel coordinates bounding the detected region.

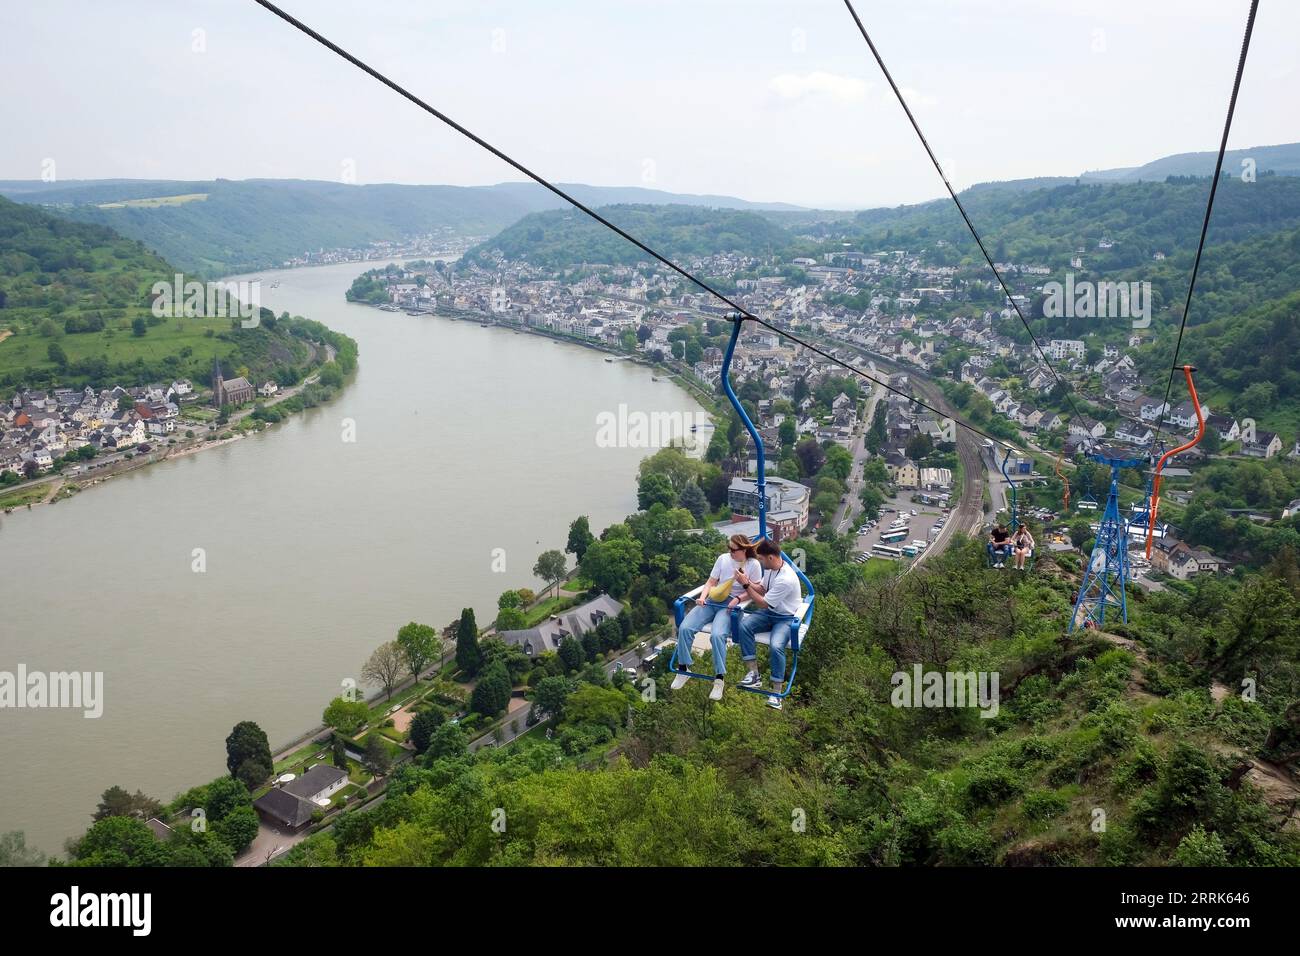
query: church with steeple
[{"left": 211, "top": 358, "right": 254, "bottom": 408}]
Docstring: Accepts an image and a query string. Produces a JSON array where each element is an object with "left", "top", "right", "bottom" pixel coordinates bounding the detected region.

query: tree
[
  {"left": 795, "top": 437, "right": 825, "bottom": 477},
  {"left": 637, "top": 472, "right": 676, "bottom": 510},
  {"left": 566, "top": 515, "right": 595, "bottom": 561},
  {"left": 70, "top": 816, "right": 169, "bottom": 867},
  {"left": 409, "top": 709, "right": 444, "bottom": 754},
  {"left": 1069, "top": 518, "right": 1092, "bottom": 549},
  {"left": 364, "top": 734, "right": 393, "bottom": 778},
  {"left": 396, "top": 621, "right": 438, "bottom": 681},
  {"left": 859, "top": 484, "right": 885, "bottom": 517},
  {"left": 455, "top": 607, "right": 483, "bottom": 675},
  {"left": 0, "top": 831, "right": 46, "bottom": 867},
  {"left": 332, "top": 734, "right": 350, "bottom": 769},
  {"left": 235, "top": 756, "right": 271, "bottom": 791},
  {"left": 679, "top": 482, "right": 708, "bottom": 522},
  {"left": 579, "top": 534, "right": 643, "bottom": 597},
  {"left": 204, "top": 776, "right": 252, "bottom": 823},
  {"left": 495, "top": 607, "right": 526, "bottom": 631},
  {"left": 131, "top": 316, "right": 148, "bottom": 337},
  {"left": 533, "top": 549, "right": 568, "bottom": 599},
  {"left": 558, "top": 635, "right": 585, "bottom": 674},
  {"left": 363, "top": 640, "right": 405, "bottom": 700},
  {"left": 47, "top": 342, "right": 67, "bottom": 367},
  {"left": 497, "top": 589, "right": 523, "bottom": 611},
  {"left": 224, "top": 721, "right": 272, "bottom": 781},
  {"left": 93, "top": 786, "right": 162, "bottom": 822},
  {"left": 212, "top": 804, "right": 259, "bottom": 854},
  {"left": 470, "top": 661, "right": 512, "bottom": 716},
  {"left": 533, "top": 676, "right": 577, "bottom": 721},
  {"left": 822, "top": 443, "right": 853, "bottom": 481},
  {"left": 562, "top": 684, "right": 629, "bottom": 733},
  {"left": 906, "top": 433, "right": 934, "bottom": 461},
  {"left": 779, "top": 418, "right": 797, "bottom": 448},
  {"left": 426, "top": 722, "right": 467, "bottom": 761},
  {"left": 323, "top": 696, "right": 369, "bottom": 734}
]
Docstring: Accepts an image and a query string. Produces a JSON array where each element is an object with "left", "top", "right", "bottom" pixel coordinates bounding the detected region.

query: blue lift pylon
[{"left": 1069, "top": 449, "right": 1148, "bottom": 633}]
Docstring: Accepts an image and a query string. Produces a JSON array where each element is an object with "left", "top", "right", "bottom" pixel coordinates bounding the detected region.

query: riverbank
[
  {"left": 0, "top": 348, "right": 354, "bottom": 518},
  {"left": 363, "top": 301, "right": 726, "bottom": 420}
]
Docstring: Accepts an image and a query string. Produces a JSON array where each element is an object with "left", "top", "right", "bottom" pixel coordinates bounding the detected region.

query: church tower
[{"left": 212, "top": 358, "right": 225, "bottom": 408}]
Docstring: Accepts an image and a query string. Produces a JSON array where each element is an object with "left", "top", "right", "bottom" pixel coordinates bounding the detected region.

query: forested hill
[
  {"left": 0, "top": 196, "right": 351, "bottom": 392},
  {"left": 0, "top": 179, "right": 808, "bottom": 277},
  {"left": 820, "top": 175, "right": 1300, "bottom": 267},
  {"left": 262, "top": 489, "right": 1300, "bottom": 867},
  {"left": 461, "top": 204, "right": 804, "bottom": 269}
]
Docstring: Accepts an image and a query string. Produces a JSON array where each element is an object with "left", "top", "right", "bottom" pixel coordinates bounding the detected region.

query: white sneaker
[
  {"left": 739, "top": 671, "right": 762, "bottom": 687},
  {"left": 766, "top": 695, "right": 783, "bottom": 710},
  {"left": 709, "top": 678, "right": 725, "bottom": 701},
  {"left": 670, "top": 672, "right": 691, "bottom": 691}
]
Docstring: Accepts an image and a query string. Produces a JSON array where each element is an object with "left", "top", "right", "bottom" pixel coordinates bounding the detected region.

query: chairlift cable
[
  {"left": 1149, "top": 0, "right": 1258, "bottom": 453},
  {"left": 841, "top": 0, "right": 1089, "bottom": 429},
  {"left": 253, "top": 0, "right": 1014, "bottom": 453}
]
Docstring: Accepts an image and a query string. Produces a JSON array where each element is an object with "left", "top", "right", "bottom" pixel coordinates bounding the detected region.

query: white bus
[
  {"left": 880, "top": 528, "right": 909, "bottom": 543},
  {"left": 872, "top": 544, "right": 903, "bottom": 559}
]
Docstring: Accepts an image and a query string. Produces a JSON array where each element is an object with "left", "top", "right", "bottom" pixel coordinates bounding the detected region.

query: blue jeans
[
  {"left": 676, "top": 602, "right": 735, "bottom": 676},
  {"left": 987, "top": 542, "right": 1010, "bottom": 562},
  {"left": 738, "top": 609, "right": 796, "bottom": 682}
]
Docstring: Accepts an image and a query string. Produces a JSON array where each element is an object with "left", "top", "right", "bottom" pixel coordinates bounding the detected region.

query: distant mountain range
[
  {"left": 0, "top": 179, "right": 804, "bottom": 276},
  {"left": 2, "top": 142, "right": 1297, "bottom": 276}
]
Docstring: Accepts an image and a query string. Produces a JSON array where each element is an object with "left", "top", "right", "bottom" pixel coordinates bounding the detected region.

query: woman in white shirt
[
  {"left": 670, "top": 534, "right": 760, "bottom": 700},
  {"left": 1012, "top": 525, "right": 1035, "bottom": 570}
]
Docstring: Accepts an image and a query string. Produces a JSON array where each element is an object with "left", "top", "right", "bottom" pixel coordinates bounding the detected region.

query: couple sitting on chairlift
[{"left": 671, "top": 534, "right": 802, "bottom": 710}]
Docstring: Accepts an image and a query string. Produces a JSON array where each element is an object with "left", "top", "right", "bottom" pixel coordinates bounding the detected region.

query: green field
[
  {"left": 97, "top": 193, "right": 208, "bottom": 209},
  {"left": 0, "top": 485, "right": 49, "bottom": 509},
  {"left": 0, "top": 314, "right": 238, "bottom": 379}
]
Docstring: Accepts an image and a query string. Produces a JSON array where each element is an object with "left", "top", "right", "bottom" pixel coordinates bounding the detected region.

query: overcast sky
[{"left": 2, "top": 0, "right": 1296, "bottom": 209}]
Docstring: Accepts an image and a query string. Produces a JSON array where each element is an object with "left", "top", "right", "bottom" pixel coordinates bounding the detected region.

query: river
[{"left": 0, "top": 260, "right": 707, "bottom": 855}]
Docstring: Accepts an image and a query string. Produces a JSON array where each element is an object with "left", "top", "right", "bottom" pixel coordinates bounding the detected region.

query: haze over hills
[
  {"left": 3, "top": 142, "right": 1297, "bottom": 277},
  {"left": 0, "top": 179, "right": 807, "bottom": 276}
]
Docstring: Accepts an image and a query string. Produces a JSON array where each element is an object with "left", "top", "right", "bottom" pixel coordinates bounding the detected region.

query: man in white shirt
[
  {"left": 670, "top": 535, "right": 761, "bottom": 700},
  {"left": 735, "top": 539, "right": 804, "bottom": 710}
]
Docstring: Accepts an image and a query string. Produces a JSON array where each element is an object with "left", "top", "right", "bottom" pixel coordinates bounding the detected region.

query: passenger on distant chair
[
  {"left": 671, "top": 534, "right": 760, "bottom": 700},
  {"left": 1012, "top": 526, "right": 1035, "bottom": 570}
]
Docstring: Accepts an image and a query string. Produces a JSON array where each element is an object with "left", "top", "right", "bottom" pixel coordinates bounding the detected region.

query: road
[{"left": 831, "top": 380, "right": 884, "bottom": 534}]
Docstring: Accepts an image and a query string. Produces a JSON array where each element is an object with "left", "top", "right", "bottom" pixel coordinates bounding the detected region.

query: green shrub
[
  {"left": 935, "top": 823, "right": 996, "bottom": 865},
  {"left": 964, "top": 763, "right": 1023, "bottom": 808},
  {"left": 1022, "top": 788, "right": 1070, "bottom": 822},
  {"left": 1173, "top": 826, "right": 1229, "bottom": 866}
]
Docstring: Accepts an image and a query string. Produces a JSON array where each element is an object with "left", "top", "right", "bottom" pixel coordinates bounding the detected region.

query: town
[{"left": 353, "top": 239, "right": 1299, "bottom": 581}]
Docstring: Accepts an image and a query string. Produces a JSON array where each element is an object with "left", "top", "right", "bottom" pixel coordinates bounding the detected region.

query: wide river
[{"left": 0, "top": 260, "right": 707, "bottom": 854}]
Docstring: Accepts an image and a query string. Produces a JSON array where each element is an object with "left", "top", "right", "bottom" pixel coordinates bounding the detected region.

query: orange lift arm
[
  {"left": 1055, "top": 452, "right": 1070, "bottom": 511},
  {"left": 1146, "top": 365, "right": 1205, "bottom": 558}
]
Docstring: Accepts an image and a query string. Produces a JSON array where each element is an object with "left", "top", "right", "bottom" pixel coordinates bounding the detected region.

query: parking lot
[{"left": 852, "top": 489, "right": 950, "bottom": 563}]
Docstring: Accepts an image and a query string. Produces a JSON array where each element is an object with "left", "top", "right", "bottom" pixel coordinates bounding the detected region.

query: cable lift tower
[{"left": 1068, "top": 447, "right": 1147, "bottom": 633}]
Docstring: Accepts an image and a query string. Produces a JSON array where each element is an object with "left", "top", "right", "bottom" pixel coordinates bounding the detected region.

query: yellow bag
[{"left": 707, "top": 578, "right": 734, "bottom": 603}]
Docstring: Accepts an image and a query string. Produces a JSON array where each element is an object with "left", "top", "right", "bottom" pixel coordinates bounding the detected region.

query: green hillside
[
  {"left": 461, "top": 203, "right": 804, "bottom": 269},
  {"left": 0, "top": 195, "right": 346, "bottom": 391},
  {"left": 261, "top": 495, "right": 1300, "bottom": 867}
]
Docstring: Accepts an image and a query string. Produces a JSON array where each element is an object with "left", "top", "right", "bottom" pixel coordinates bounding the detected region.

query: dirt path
[{"left": 0, "top": 329, "right": 12, "bottom": 345}]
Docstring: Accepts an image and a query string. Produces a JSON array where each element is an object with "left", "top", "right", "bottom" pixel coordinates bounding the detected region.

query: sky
[{"left": 2, "top": 0, "right": 1297, "bottom": 209}]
